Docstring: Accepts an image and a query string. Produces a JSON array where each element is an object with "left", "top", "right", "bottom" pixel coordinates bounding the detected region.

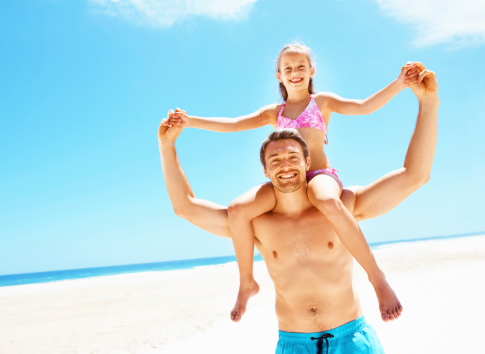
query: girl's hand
[
  {"left": 167, "top": 108, "right": 190, "bottom": 127},
  {"left": 397, "top": 62, "right": 420, "bottom": 88}
]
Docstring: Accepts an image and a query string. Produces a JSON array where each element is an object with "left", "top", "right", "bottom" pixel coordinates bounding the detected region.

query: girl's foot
[
  {"left": 373, "top": 278, "right": 403, "bottom": 321},
  {"left": 230, "top": 280, "right": 260, "bottom": 322}
]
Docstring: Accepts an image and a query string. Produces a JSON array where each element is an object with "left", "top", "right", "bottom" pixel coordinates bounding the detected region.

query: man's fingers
[
  {"left": 417, "top": 70, "right": 437, "bottom": 83},
  {"left": 413, "top": 62, "right": 426, "bottom": 72},
  {"left": 415, "top": 69, "right": 435, "bottom": 83},
  {"left": 423, "top": 70, "right": 436, "bottom": 79}
]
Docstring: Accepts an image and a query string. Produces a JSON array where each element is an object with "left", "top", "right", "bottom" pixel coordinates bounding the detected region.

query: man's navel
[{"left": 308, "top": 305, "right": 320, "bottom": 315}]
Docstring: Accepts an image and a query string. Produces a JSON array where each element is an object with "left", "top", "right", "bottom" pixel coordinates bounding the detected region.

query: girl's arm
[
  {"left": 168, "top": 104, "right": 277, "bottom": 133},
  {"left": 319, "top": 63, "right": 418, "bottom": 116}
]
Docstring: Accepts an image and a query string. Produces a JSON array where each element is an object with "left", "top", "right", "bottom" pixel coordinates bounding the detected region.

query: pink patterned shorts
[{"left": 306, "top": 168, "right": 342, "bottom": 188}]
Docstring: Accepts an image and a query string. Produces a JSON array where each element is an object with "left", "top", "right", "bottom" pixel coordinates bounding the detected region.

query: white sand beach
[{"left": 1, "top": 235, "right": 484, "bottom": 353}]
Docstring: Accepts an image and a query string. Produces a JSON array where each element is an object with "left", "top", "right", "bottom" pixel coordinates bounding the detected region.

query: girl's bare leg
[
  {"left": 228, "top": 182, "right": 276, "bottom": 322},
  {"left": 307, "top": 174, "right": 402, "bottom": 321}
]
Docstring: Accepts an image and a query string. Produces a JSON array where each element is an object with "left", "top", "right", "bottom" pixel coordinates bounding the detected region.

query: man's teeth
[{"left": 280, "top": 173, "right": 297, "bottom": 179}]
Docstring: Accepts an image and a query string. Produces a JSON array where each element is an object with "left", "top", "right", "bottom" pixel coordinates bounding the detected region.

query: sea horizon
[{"left": 1, "top": 231, "right": 483, "bottom": 288}]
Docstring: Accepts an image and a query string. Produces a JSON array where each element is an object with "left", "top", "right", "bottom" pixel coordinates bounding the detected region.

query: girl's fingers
[
  {"left": 174, "top": 108, "right": 187, "bottom": 114},
  {"left": 165, "top": 109, "right": 186, "bottom": 127},
  {"left": 401, "top": 61, "right": 414, "bottom": 70},
  {"left": 407, "top": 70, "right": 420, "bottom": 81}
]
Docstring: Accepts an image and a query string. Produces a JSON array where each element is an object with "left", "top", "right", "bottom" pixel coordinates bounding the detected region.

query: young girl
[{"left": 167, "top": 43, "right": 418, "bottom": 323}]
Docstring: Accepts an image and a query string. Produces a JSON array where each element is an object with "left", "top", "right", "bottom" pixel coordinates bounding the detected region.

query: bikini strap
[{"left": 277, "top": 101, "right": 286, "bottom": 118}]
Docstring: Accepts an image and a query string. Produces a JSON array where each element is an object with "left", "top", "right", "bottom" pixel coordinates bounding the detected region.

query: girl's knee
[
  {"left": 228, "top": 199, "right": 248, "bottom": 219},
  {"left": 314, "top": 196, "right": 344, "bottom": 215}
]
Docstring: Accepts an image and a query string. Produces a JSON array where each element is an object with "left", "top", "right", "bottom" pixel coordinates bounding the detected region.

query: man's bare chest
[{"left": 253, "top": 209, "right": 339, "bottom": 259}]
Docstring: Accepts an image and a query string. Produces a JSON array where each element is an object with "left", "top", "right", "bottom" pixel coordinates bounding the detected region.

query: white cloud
[
  {"left": 373, "top": 0, "right": 485, "bottom": 48},
  {"left": 89, "top": 0, "right": 259, "bottom": 28}
]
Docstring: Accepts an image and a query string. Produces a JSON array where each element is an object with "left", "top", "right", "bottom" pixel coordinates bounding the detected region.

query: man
[{"left": 158, "top": 63, "right": 438, "bottom": 353}]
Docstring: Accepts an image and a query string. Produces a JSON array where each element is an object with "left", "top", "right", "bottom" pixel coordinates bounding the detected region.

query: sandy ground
[{"left": 1, "top": 235, "right": 484, "bottom": 353}]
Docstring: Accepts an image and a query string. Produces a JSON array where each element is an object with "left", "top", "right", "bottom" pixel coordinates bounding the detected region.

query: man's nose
[{"left": 280, "top": 159, "right": 292, "bottom": 169}]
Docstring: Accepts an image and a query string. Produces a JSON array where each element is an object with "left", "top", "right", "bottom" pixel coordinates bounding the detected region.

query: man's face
[{"left": 263, "top": 139, "right": 310, "bottom": 193}]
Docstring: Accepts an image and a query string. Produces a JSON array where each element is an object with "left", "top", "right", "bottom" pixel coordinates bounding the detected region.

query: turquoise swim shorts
[{"left": 275, "top": 316, "right": 384, "bottom": 354}]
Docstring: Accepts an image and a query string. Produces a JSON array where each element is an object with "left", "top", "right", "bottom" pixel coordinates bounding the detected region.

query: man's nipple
[
  {"left": 327, "top": 242, "right": 334, "bottom": 249},
  {"left": 272, "top": 250, "right": 278, "bottom": 258}
]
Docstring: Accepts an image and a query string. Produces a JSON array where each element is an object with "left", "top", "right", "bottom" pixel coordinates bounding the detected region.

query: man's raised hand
[
  {"left": 158, "top": 109, "right": 183, "bottom": 144},
  {"left": 409, "top": 62, "right": 438, "bottom": 100}
]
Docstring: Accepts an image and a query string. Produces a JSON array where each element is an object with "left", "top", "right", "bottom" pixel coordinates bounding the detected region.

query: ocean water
[
  {"left": 1, "top": 232, "right": 482, "bottom": 288},
  {"left": 0, "top": 254, "right": 262, "bottom": 288}
]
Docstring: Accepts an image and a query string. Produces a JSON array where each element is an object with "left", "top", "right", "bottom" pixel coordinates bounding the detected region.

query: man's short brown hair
[{"left": 260, "top": 129, "right": 310, "bottom": 168}]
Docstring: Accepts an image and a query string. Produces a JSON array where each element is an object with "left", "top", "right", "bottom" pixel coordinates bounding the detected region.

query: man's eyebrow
[{"left": 268, "top": 150, "right": 301, "bottom": 159}]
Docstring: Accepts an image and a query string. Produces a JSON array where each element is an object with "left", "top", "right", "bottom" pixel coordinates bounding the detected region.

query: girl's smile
[{"left": 277, "top": 52, "right": 314, "bottom": 90}]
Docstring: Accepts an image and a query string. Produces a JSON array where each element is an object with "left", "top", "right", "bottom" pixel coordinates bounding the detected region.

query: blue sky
[{"left": 1, "top": 0, "right": 484, "bottom": 275}]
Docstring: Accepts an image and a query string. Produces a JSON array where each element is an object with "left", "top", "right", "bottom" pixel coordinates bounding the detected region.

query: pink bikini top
[{"left": 276, "top": 95, "right": 328, "bottom": 139}]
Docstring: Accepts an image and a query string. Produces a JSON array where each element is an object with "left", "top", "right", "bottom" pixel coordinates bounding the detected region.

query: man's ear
[
  {"left": 306, "top": 156, "right": 311, "bottom": 171},
  {"left": 264, "top": 168, "right": 269, "bottom": 178}
]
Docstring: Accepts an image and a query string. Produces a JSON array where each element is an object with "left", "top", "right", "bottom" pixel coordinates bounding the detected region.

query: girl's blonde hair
[{"left": 276, "top": 43, "right": 316, "bottom": 101}]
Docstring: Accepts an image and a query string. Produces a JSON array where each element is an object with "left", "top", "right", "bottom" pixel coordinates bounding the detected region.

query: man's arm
[
  {"left": 350, "top": 63, "right": 438, "bottom": 221},
  {"left": 158, "top": 114, "right": 231, "bottom": 238}
]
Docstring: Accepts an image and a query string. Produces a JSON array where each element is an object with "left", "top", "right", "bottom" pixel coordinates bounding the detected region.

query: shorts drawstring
[{"left": 311, "top": 333, "right": 334, "bottom": 354}]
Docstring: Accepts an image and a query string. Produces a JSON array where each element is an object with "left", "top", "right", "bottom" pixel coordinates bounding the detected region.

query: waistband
[{"left": 278, "top": 316, "right": 367, "bottom": 342}]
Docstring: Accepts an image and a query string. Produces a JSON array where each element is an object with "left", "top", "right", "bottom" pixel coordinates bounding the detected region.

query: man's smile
[{"left": 277, "top": 172, "right": 298, "bottom": 179}]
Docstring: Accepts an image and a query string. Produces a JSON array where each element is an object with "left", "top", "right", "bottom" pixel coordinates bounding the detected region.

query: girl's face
[{"left": 276, "top": 52, "right": 314, "bottom": 92}]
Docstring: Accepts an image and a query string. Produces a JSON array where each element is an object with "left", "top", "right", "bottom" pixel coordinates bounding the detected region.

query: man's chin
[{"left": 273, "top": 182, "right": 303, "bottom": 193}]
